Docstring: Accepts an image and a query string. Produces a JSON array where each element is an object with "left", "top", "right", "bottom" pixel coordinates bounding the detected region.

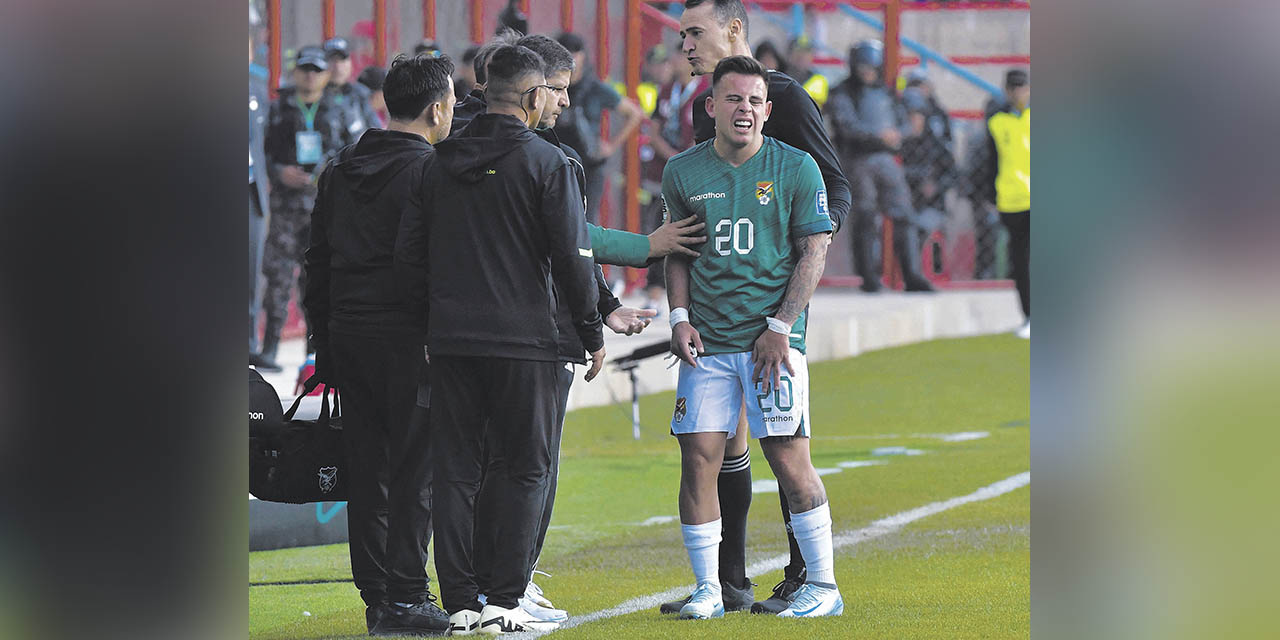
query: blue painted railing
[{"left": 835, "top": 4, "right": 1003, "bottom": 97}]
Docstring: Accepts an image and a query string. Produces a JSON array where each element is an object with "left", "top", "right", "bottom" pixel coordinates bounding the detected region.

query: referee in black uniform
[{"left": 394, "top": 44, "right": 604, "bottom": 635}]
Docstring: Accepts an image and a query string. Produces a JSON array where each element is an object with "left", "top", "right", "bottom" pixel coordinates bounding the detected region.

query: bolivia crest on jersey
[{"left": 755, "top": 181, "right": 774, "bottom": 205}]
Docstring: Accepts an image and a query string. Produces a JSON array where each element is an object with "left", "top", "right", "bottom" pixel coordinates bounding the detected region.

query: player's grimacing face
[
  {"left": 679, "top": 3, "right": 733, "bottom": 76},
  {"left": 710, "top": 72, "right": 770, "bottom": 147}
]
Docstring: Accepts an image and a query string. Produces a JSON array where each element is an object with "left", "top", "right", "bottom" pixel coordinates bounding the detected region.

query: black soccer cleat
[
  {"left": 751, "top": 568, "right": 807, "bottom": 614},
  {"left": 659, "top": 578, "right": 755, "bottom": 614},
  {"left": 370, "top": 593, "right": 450, "bottom": 637}
]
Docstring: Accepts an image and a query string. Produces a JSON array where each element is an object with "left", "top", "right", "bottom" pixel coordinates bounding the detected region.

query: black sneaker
[
  {"left": 658, "top": 578, "right": 755, "bottom": 614},
  {"left": 751, "top": 568, "right": 807, "bottom": 614},
  {"left": 365, "top": 605, "right": 385, "bottom": 633},
  {"left": 370, "top": 593, "right": 450, "bottom": 637}
]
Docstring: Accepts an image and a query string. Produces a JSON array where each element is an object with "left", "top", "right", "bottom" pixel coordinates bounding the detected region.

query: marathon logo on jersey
[
  {"left": 674, "top": 397, "right": 687, "bottom": 423},
  {"left": 689, "top": 192, "right": 726, "bottom": 203},
  {"left": 816, "top": 189, "right": 829, "bottom": 218},
  {"left": 660, "top": 194, "right": 668, "bottom": 221},
  {"left": 756, "top": 181, "right": 774, "bottom": 205}
]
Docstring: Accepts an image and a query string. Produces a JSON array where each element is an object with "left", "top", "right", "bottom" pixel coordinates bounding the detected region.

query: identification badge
[{"left": 295, "top": 131, "right": 322, "bottom": 165}]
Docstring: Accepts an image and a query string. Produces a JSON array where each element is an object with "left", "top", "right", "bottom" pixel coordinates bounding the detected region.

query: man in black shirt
[
  {"left": 394, "top": 45, "right": 603, "bottom": 636},
  {"left": 303, "top": 53, "right": 456, "bottom": 637},
  {"left": 665, "top": 0, "right": 853, "bottom": 616}
]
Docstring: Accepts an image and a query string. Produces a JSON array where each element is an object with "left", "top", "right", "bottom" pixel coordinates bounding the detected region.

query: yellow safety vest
[
  {"left": 636, "top": 82, "right": 658, "bottom": 117},
  {"left": 802, "top": 73, "right": 829, "bottom": 109},
  {"left": 988, "top": 107, "right": 1030, "bottom": 213},
  {"left": 609, "top": 81, "right": 659, "bottom": 118}
]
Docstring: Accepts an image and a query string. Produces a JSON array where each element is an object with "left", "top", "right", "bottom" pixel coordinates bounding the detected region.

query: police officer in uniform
[
  {"left": 324, "top": 37, "right": 380, "bottom": 145},
  {"left": 254, "top": 46, "right": 350, "bottom": 370},
  {"left": 826, "top": 39, "right": 935, "bottom": 292}
]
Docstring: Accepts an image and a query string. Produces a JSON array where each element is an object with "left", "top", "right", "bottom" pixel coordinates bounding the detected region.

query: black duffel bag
[{"left": 249, "top": 375, "right": 348, "bottom": 503}]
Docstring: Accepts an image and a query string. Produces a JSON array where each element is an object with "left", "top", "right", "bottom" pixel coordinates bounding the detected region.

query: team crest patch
[
  {"left": 755, "top": 181, "right": 774, "bottom": 205},
  {"left": 318, "top": 466, "right": 338, "bottom": 493},
  {"left": 674, "top": 397, "right": 687, "bottom": 423}
]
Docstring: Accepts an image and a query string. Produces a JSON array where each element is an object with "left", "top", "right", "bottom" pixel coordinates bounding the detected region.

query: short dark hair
[
  {"left": 517, "top": 34, "right": 575, "bottom": 75},
  {"left": 475, "top": 28, "right": 523, "bottom": 85},
  {"left": 555, "top": 32, "right": 585, "bottom": 54},
  {"left": 384, "top": 53, "right": 455, "bottom": 121},
  {"left": 461, "top": 44, "right": 481, "bottom": 65},
  {"left": 684, "top": 0, "right": 749, "bottom": 34},
  {"left": 711, "top": 55, "right": 769, "bottom": 93},
  {"left": 1005, "top": 68, "right": 1029, "bottom": 88},
  {"left": 485, "top": 45, "right": 545, "bottom": 88},
  {"left": 356, "top": 65, "right": 386, "bottom": 93}
]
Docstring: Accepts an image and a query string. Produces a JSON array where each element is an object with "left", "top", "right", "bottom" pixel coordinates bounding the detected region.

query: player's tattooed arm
[{"left": 776, "top": 232, "right": 831, "bottom": 325}]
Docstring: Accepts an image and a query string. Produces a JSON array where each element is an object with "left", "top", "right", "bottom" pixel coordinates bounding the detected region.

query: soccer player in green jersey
[{"left": 662, "top": 56, "right": 842, "bottom": 620}]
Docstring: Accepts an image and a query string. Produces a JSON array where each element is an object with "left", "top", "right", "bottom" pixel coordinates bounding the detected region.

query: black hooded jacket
[
  {"left": 396, "top": 113, "right": 604, "bottom": 361},
  {"left": 304, "top": 129, "right": 434, "bottom": 342},
  {"left": 537, "top": 126, "right": 622, "bottom": 364},
  {"left": 449, "top": 89, "right": 488, "bottom": 137},
  {"left": 447, "top": 93, "right": 622, "bottom": 364}
]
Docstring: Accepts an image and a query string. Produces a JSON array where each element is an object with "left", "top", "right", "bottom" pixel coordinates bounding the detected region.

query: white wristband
[
  {"left": 669, "top": 307, "right": 690, "bottom": 327},
  {"left": 766, "top": 317, "right": 792, "bottom": 336}
]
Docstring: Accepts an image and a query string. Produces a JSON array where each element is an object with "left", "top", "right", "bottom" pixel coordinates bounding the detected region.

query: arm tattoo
[{"left": 776, "top": 233, "right": 830, "bottom": 325}]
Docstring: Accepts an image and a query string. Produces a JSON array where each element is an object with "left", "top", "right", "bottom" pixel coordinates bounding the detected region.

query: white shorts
[{"left": 670, "top": 349, "right": 811, "bottom": 439}]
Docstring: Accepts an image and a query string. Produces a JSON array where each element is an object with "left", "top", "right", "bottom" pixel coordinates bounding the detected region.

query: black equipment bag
[
  {"left": 249, "top": 375, "right": 348, "bottom": 503},
  {"left": 249, "top": 367, "right": 285, "bottom": 438}
]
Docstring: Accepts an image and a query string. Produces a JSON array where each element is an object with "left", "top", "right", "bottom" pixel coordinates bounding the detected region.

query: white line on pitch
[{"left": 548, "top": 471, "right": 1030, "bottom": 634}]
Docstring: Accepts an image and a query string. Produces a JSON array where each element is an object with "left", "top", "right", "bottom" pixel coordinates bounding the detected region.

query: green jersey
[{"left": 662, "top": 136, "right": 832, "bottom": 355}]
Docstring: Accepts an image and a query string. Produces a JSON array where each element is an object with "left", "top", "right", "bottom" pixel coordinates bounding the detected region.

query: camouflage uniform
[{"left": 260, "top": 85, "right": 353, "bottom": 358}]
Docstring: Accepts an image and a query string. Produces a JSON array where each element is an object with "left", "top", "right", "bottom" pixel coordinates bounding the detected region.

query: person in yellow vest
[
  {"left": 787, "top": 35, "right": 829, "bottom": 109},
  {"left": 983, "top": 69, "right": 1031, "bottom": 338}
]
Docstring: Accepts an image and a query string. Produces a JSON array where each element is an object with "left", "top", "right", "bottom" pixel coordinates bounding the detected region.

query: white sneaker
[
  {"left": 524, "top": 579, "right": 553, "bottom": 609},
  {"left": 1015, "top": 320, "right": 1030, "bottom": 339},
  {"left": 477, "top": 603, "right": 559, "bottom": 635},
  {"left": 776, "top": 583, "right": 844, "bottom": 618},
  {"left": 447, "top": 609, "right": 482, "bottom": 636},
  {"left": 677, "top": 582, "right": 724, "bottom": 620},
  {"left": 519, "top": 595, "right": 568, "bottom": 622}
]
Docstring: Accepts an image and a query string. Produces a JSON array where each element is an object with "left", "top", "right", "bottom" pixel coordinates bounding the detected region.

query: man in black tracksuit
[
  {"left": 394, "top": 45, "right": 604, "bottom": 635},
  {"left": 302, "top": 54, "right": 456, "bottom": 636},
  {"left": 467, "top": 35, "right": 658, "bottom": 621}
]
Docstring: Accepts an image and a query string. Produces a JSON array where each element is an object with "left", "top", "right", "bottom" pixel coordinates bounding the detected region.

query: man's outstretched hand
[
  {"left": 648, "top": 216, "right": 706, "bottom": 259},
  {"left": 606, "top": 306, "right": 658, "bottom": 335}
]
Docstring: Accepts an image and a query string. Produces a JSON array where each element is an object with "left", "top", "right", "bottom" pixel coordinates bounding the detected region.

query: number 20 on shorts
[{"left": 756, "top": 375, "right": 794, "bottom": 412}]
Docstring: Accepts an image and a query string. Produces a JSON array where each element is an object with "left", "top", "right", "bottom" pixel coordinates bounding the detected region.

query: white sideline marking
[
  {"left": 553, "top": 471, "right": 1030, "bottom": 633},
  {"left": 638, "top": 515, "right": 679, "bottom": 527},
  {"left": 752, "top": 460, "right": 885, "bottom": 494},
  {"left": 837, "top": 460, "right": 887, "bottom": 469},
  {"left": 872, "top": 446, "right": 925, "bottom": 456},
  {"left": 933, "top": 431, "right": 990, "bottom": 442}
]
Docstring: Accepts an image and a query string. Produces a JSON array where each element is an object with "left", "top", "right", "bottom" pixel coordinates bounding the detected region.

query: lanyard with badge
[{"left": 295, "top": 98, "right": 323, "bottom": 165}]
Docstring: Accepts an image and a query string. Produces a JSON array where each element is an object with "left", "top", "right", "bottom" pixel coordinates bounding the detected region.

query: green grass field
[{"left": 250, "top": 334, "right": 1029, "bottom": 639}]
